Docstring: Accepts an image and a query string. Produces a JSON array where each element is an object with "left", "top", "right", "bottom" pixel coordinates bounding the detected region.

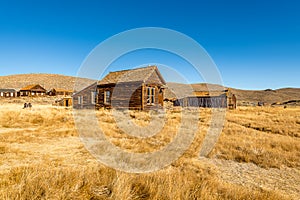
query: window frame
[
  {"left": 104, "top": 90, "right": 111, "bottom": 104},
  {"left": 146, "top": 86, "right": 155, "bottom": 105},
  {"left": 91, "top": 91, "right": 97, "bottom": 104}
]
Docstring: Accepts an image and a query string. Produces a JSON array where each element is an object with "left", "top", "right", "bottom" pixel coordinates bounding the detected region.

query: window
[
  {"left": 78, "top": 96, "right": 82, "bottom": 105},
  {"left": 91, "top": 91, "right": 97, "bottom": 104},
  {"left": 104, "top": 90, "right": 111, "bottom": 104},
  {"left": 146, "top": 87, "right": 155, "bottom": 105},
  {"left": 0, "top": 92, "right": 3, "bottom": 97},
  {"left": 10, "top": 92, "right": 14, "bottom": 96}
]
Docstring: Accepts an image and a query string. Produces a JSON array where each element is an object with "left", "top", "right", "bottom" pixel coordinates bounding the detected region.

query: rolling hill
[{"left": 0, "top": 73, "right": 96, "bottom": 92}]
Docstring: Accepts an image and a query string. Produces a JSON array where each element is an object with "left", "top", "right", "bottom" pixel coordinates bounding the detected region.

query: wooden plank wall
[
  {"left": 174, "top": 95, "right": 227, "bottom": 108},
  {"left": 97, "top": 82, "right": 143, "bottom": 109},
  {"left": 73, "top": 83, "right": 97, "bottom": 109}
]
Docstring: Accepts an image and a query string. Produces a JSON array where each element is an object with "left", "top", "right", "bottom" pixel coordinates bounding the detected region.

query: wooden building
[
  {"left": 73, "top": 82, "right": 97, "bottom": 109},
  {"left": 73, "top": 66, "right": 166, "bottom": 110},
  {"left": 173, "top": 89, "right": 237, "bottom": 109},
  {"left": 0, "top": 89, "right": 17, "bottom": 98},
  {"left": 53, "top": 96, "right": 73, "bottom": 107},
  {"left": 47, "top": 88, "right": 74, "bottom": 96},
  {"left": 19, "top": 84, "right": 47, "bottom": 97},
  {"left": 227, "top": 91, "right": 237, "bottom": 109}
]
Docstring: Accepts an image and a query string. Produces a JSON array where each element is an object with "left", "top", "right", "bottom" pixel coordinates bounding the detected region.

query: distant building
[
  {"left": 47, "top": 88, "right": 74, "bottom": 96},
  {"left": 0, "top": 89, "right": 17, "bottom": 98},
  {"left": 19, "top": 84, "right": 47, "bottom": 97},
  {"left": 171, "top": 89, "right": 237, "bottom": 109}
]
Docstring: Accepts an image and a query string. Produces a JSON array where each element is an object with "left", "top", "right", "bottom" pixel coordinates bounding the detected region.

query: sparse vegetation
[{"left": 0, "top": 103, "right": 299, "bottom": 199}]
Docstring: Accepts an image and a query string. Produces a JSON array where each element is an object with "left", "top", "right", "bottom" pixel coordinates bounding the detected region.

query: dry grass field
[{"left": 0, "top": 102, "right": 299, "bottom": 199}]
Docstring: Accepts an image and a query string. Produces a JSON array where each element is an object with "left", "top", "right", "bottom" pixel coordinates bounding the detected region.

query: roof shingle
[{"left": 98, "top": 66, "right": 166, "bottom": 85}]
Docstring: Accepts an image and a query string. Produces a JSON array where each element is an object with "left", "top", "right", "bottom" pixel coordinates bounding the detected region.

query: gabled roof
[
  {"left": 0, "top": 89, "right": 16, "bottom": 92},
  {"left": 98, "top": 66, "right": 166, "bottom": 85},
  {"left": 20, "top": 84, "right": 46, "bottom": 91},
  {"left": 73, "top": 82, "right": 97, "bottom": 96}
]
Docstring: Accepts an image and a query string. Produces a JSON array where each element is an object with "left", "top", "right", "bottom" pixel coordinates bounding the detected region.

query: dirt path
[{"left": 201, "top": 158, "right": 300, "bottom": 199}]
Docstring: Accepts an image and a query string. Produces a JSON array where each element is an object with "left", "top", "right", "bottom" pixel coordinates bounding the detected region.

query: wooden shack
[
  {"left": 73, "top": 66, "right": 166, "bottom": 110},
  {"left": 47, "top": 88, "right": 74, "bottom": 96},
  {"left": 19, "top": 84, "right": 47, "bottom": 97},
  {"left": 53, "top": 96, "right": 73, "bottom": 107},
  {"left": 227, "top": 90, "right": 237, "bottom": 109},
  {"left": 0, "top": 89, "right": 17, "bottom": 97},
  {"left": 73, "top": 82, "right": 97, "bottom": 109},
  {"left": 173, "top": 89, "right": 237, "bottom": 109}
]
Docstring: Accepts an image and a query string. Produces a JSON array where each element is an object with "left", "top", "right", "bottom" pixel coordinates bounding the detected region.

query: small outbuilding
[{"left": 53, "top": 96, "right": 73, "bottom": 107}]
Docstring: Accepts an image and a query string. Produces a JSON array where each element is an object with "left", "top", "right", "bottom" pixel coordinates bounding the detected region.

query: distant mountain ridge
[{"left": 0, "top": 74, "right": 299, "bottom": 105}]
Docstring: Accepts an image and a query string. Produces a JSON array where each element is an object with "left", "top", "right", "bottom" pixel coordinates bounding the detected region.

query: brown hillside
[
  {"left": 231, "top": 88, "right": 300, "bottom": 105},
  {"left": 0, "top": 74, "right": 96, "bottom": 92}
]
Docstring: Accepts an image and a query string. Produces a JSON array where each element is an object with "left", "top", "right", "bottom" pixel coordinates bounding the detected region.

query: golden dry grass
[
  {"left": 0, "top": 103, "right": 299, "bottom": 199},
  {"left": 213, "top": 107, "right": 300, "bottom": 168}
]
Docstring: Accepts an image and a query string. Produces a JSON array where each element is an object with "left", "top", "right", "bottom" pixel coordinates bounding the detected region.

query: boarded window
[
  {"left": 147, "top": 87, "right": 155, "bottom": 105},
  {"left": 104, "top": 90, "right": 111, "bottom": 104}
]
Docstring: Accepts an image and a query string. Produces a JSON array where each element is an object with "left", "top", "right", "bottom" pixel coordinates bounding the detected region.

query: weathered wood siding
[
  {"left": 73, "top": 83, "right": 97, "bottom": 109},
  {"left": 97, "top": 82, "right": 143, "bottom": 109},
  {"left": 174, "top": 95, "right": 227, "bottom": 108},
  {"left": 95, "top": 82, "right": 164, "bottom": 110}
]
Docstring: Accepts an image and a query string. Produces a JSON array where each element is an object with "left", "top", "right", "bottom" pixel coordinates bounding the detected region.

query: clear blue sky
[{"left": 0, "top": 0, "right": 299, "bottom": 89}]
